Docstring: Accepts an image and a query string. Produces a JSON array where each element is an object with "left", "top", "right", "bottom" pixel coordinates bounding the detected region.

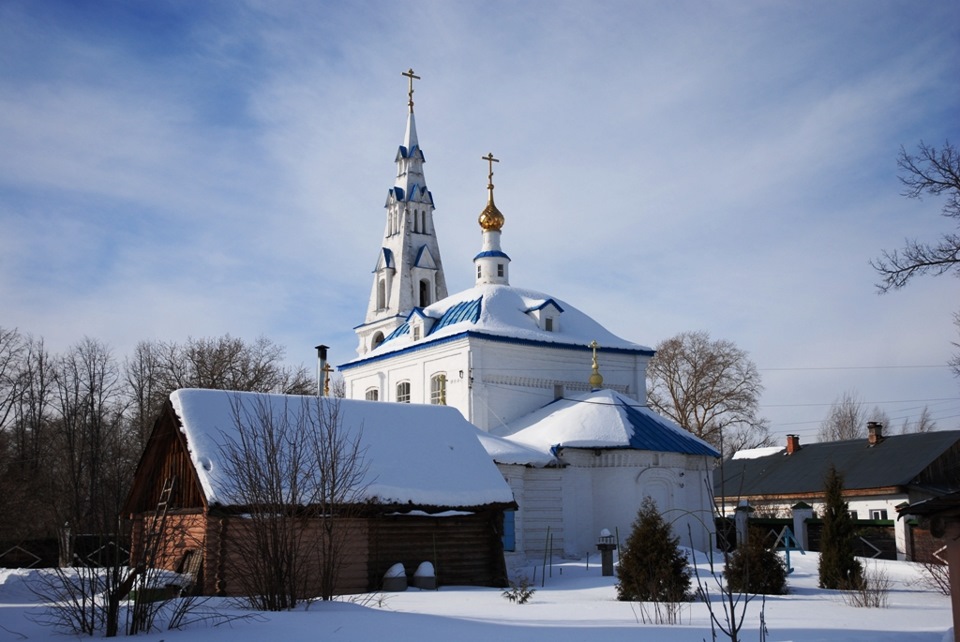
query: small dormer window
[
  {"left": 413, "top": 325, "right": 421, "bottom": 341},
  {"left": 545, "top": 317, "right": 554, "bottom": 332}
]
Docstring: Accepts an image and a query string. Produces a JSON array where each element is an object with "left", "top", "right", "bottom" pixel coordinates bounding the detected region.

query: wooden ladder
[{"left": 141, "top": 476, "right": 175, "bottom": 569}]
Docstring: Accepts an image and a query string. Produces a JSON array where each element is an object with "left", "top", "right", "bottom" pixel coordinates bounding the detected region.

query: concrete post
[
  {"left": 734, "top": 501, "right": 753, "bottom": 549},
  {"left": 597, "top": 529, "right": 616, "bottom": 577},
  {"left": 792, "top": 502, "right": 814, "bottom": 551}
]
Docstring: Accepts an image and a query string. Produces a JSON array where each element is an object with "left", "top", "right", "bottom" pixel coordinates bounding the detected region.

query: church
[{"left": 338, "top": 71, "right": 719, "bottom": 558}]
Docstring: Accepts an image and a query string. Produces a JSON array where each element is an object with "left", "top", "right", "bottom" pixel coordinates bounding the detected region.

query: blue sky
[{"left": 2, "top": 1, "right": 958, "bottom": 442}]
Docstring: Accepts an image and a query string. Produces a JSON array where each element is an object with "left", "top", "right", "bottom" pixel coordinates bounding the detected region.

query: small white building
[{"left": 339, "top": 75, "right": 720, "bottom": 559}]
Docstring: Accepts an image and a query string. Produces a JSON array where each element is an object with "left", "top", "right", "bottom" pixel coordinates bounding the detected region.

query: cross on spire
[
  {"left": 482, "top": 152, "right": 499, "bottom": 190},
  {"left": 402, "top": 68, "right": 420, "bottom": 113}
]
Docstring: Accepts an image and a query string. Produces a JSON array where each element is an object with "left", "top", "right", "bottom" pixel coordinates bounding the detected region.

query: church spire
[
  {"left": 474, "top": 153, "right": 511, "bottom": 286},
  {"left": 355, "top": 69, "right": 448, "bottom": 357}
]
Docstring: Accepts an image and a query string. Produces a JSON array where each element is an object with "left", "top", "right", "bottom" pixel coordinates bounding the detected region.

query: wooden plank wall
[
  {"left": 522, "top": 469, "right": 565, "bottom": 558},
  {"left": 368, "top": 512, "right": 507, "bottom": 589},
  {"left": 204, "top": 517, "right": 369, "bottom": 597}
]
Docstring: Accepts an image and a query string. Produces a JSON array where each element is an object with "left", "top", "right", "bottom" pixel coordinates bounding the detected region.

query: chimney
[
  {"left": 786, "top": 434, "right": 801, "bottom": 455},
  {"left": 867, "top": 421, "right": 884, "bottom": 446}
]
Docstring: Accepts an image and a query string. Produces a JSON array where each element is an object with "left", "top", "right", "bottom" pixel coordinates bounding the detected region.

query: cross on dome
[
  {"left": 478, "top": 152, "right": 504, "bottom": 232},
  {"left": 402, "top": 68, "right": 420, "bottom": 113}
]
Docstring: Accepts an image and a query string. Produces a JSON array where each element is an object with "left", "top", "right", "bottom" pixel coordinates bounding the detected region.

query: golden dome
[{"left": 478, "top": 194, "right": 504, "bottom": 231}]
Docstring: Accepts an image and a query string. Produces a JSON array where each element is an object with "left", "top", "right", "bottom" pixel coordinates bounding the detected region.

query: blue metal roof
[
  {"left": 474, "top": 250, "right": 511, "bottom": 260},
  {"left": 525, "top": 298, "right": 565, "bottom": 313},
  {"left": 619, "top": 400, "right": 719, "bottom": 457},
  {"left": 383, "top": 322, "right": 410, "bottom": 343},
  {"left": 431, "top": 297, "right": 482, "bottom": 334}
]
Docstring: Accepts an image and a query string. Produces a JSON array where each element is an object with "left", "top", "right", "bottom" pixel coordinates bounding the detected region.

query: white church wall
[
  {"left": 559, "top": 449, "right": 715, "bottom": 554},
  {"left": 468, "top": 338, "right": 649, "bottom": 431}
]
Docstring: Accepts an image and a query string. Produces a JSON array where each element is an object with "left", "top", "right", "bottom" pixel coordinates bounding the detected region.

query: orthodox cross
[
  {"left": 402, "top": 68, "right": 420, "bottom": 112},
  {"left": 482, "top": 152, "right": 499, "bottom": 190}
]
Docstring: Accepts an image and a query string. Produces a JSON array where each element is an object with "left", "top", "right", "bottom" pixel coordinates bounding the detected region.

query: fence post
[
  {"left": 894, "top": 502, "right": 912, "bottom": 561},
  {"left": 734, "top": 501, "right": 753, "bottom": 548},
  {"left": 792, "top": 502, "right": 814, "bottom": 551}
]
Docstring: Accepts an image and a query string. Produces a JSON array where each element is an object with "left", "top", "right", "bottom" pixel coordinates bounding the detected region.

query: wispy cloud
[{"left": 1, "top": 0, "right": 957, "bottom": 438}]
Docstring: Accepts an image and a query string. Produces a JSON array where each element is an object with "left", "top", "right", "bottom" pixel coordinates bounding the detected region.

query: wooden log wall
[{"left": 368, "top": 512, "right": 508, "bottom": 589}]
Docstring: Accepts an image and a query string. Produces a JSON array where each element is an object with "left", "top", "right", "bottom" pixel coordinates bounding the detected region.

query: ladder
[{"left": 141, "top": 476, "right": 175, "bottom": 569}]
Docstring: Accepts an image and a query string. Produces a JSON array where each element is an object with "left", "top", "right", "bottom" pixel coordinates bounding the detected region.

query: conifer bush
[
  {"left": 725, "top": 526, "right": 788, "bottom": 595},
  {"left": 818, "top": 465, "right": 863, "bottom": 590},
  {"left": 616, "top": 497, "right": 692, "bottom": 602}
]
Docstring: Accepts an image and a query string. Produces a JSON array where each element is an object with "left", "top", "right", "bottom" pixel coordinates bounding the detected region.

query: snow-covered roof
[
  {"left": 732, "top": 446, "right": 784, "bottom": 460},
  {"left": 170, "top": 389, "right": 515, "bottom": 509},
  {"left": 490, "top": 389, "right": 719, "bottom": 460},
  {"left": 341, "top": 284, "right": 652, "bottom": 368}
]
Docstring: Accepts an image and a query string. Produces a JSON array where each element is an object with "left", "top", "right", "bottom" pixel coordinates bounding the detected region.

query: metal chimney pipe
[{"left": 315, "top": 345, "right": 329, "bottom": 397}]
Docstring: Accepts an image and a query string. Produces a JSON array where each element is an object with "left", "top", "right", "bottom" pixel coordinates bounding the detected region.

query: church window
[
  {"left": 365, "top": 388, "right": 379, "bottom": 401},
  {"left": 477, "top": 265, "right": 482, "bottom": 279},
  {"left": 412, "top": 209, "right": 419, "bottom": 233},
  {"left": 545, "top": 317, "right": 554, "bottom": 332},
  {"left": 497, "top": 263, "right": 504, "bottom": 277},
  {"left": 419, "top": 279, "right": 431, "bottom": 307},
  {"left": 396, "top": 381, "right": 411, "bottom": 403},
  {"left": 377, "top": 279, "right": 386, "bottom": 310},
  {"left": 430, "top": 373, "right": 446, "bottom": 405},
  {"left": 413, "top": 325, "right": 421, "bottom": 341},
  {"left": 421, "top": 211, "right": 427, "bottom": 233},
  {"left": 502, "top": 510, "right": 516, "bottom": 551},
  {"left": 372, "top": 331, "right": 384, "bottom": 350}
]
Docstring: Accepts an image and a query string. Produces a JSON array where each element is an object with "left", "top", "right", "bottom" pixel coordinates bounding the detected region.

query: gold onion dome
[
  {"left": 478, "top": 152, "right": 504, "bottom": 231},
  {"left": 478, "top": 195, "right": 505, "bottom": 231}
]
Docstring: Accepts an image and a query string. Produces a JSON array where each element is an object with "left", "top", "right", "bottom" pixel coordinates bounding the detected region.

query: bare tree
[
  {"left": 647, "top": 330, "right": 771, "bottom": 452},
  {"left": 871, "top": 141, "right": 960, "bottom": 292},
  {"left": 900, "top": 405, "right": 938, "bottom": 434},
  {"left": 950, "top": 311, "right": 960, "bottom": 380},
  {"left": 124, "top": 335, "right": 314, "bottom": 438},
  {"left": 817, "top": 391, "right": 866, "bottom": 442},
  {"left": 0, "top": 327, "right": 25, "bottom": 431},
  {"left": 219, "top": 394, "right": 368, "bottom": 609}
]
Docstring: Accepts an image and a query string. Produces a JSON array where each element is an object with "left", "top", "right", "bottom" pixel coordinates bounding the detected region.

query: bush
[
  {"left": 842, "top": 563, "right": 891, "bottom": 608},
  {"left": 725, "top": 527, "right": 788, "bottom": 595},
  {"left": 616, "top": 497, "right": 692, "bottom": 603}
]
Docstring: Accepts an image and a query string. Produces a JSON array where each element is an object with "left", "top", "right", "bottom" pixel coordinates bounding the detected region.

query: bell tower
[{"left": 355, "top": 69, "right": 448, "bottom": 356}]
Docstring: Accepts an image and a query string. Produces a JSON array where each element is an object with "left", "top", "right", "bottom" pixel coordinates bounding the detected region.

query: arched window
[
  {"left": 377, "top": 279, "right": 386, "bottom": 310},
  {"left": 365, "top": 388, "right": 379, "bottom": 401},
  {"left": 430, "top": 374, "right": 446, "bottom": 405},
  {"left": 372, "top": 331, "right": 384, "bottom": 350},
  {"left": 419, "top": 279, "right": 431, "bottom": 307},
  {"left": 396, "top": 381, "right": 411, "bottom": 403}
]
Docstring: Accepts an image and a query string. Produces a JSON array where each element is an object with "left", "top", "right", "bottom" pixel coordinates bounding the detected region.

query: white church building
[{"left": 338, "top": 73, "right": 719, "bottom": 558}]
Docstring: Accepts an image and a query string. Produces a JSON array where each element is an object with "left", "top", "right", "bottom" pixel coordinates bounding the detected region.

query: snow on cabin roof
[
  {"left": 341, "top": 284, "right": 652, "bottom": 368},
  {"left": 490, "top": 389, "right": 719, "bottom": 460},
  {"left": 732, "top": 446, "right": 784, "bottom": 460},
  {"left": 169, "top": 389, "right": 514, "bottom": 509}
]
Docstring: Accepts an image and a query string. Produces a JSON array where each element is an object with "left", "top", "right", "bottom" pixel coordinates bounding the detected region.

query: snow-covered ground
[{"left": 0, "top": 551, "right": 952, "bottom": 641}]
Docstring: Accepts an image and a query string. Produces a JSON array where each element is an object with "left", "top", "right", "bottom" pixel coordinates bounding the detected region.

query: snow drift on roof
[
  {"left": 170, "top": 389, "right": 514, "bottom": 509},
  {"left": 732, "top": 446, "right": 785, "bottom": 460}
]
